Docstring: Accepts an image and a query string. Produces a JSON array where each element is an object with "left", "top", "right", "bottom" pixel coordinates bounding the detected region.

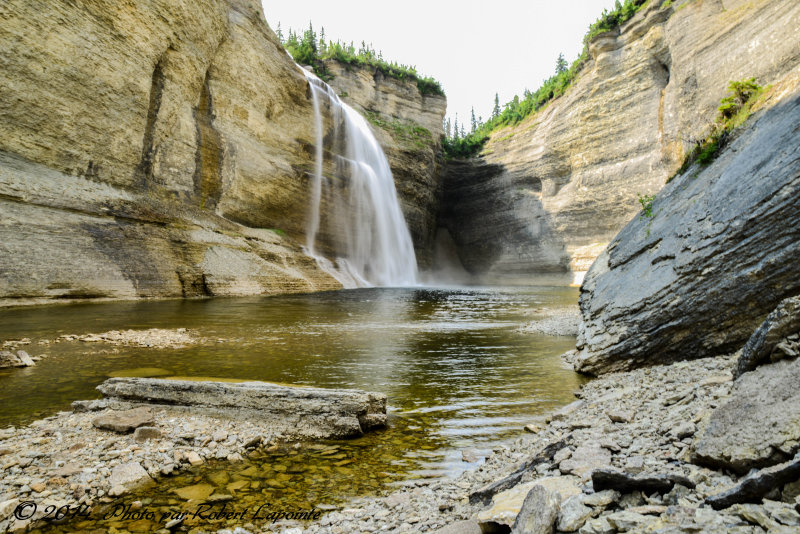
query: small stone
[
  {"left": 133, "top": 426, "right": 162, "bottom": 442},
  {"left": 579, "top": 516, "right": 614, "bottom": 534},
  {"left": 559, "top": 445, "right": 612, "bottom": 479},
  {"left": 108, "top": 462, "right": 152, "bottom": 495},
  {"left": 212, "top": 430, "right": 228, "bottom": 442},
  {"left": 582, "top": 490, "right": 619, "bottom": 508},
  {"left": 186, "top": 451, "right": 203, "bottom": 466},
  {"left": 672, "top": 422, "right": 696, "bottom": 439},
  {"left": 606, "top": 410, "right": 633, "bottom": 423},
  {"left": 431, "top": 519, "right": 482, "bottom": 534},
  {"left": 525, "top": 423, "right": 544, "bottom": 433},
  {"left": 30, "top": 483, "right": 46, "bottom": 493},
  {"left": 605, "top": 510, "right": 650, "bottom": 531}
]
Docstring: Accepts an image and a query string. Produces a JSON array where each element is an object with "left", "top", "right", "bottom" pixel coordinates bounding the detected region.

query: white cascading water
[{"left": 302, "top": 69, "right": 418, "bottom": 288}]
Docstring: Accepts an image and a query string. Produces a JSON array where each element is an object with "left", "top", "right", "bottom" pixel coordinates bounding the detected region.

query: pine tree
[
  {"left": 276, "top": 22, "right": 284, "bottom": 44},
  {"left": 445, "top": 118, "right": 452, "bottom": 139},
  {"left": 319, "top": 27, "right": 326, "bottom": 53},
  {"left": 470, "top": 107, "right": 477, "bottom": 133},
  {"left": 460, "top": 124, "right": 466, "bottom": 138},
  {"left": 453, "top": 115, "right": 460, "bottom": 140},
  {"left": 492, "top": 93, "right": 501, "bottom": 119},
  {"left": 556, "top": 53, "right": 568, "bottom": 74}
]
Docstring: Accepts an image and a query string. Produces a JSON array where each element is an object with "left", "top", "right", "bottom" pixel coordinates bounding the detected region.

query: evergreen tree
[
  {"left": 470, "top": 107, "right": 477, "bottom": 133},
  {"left": 319, "top": 27, "right": 326, "bottom": 53},
  {"left": 492, "top": 93, "right": 501, "bottom": 119},
  {"left": 445, "top": 118, "right": 452, "bottom": 138},
  {"left": 276, "top": 22, "right": 284, "bottom": 44},
  {"left": 556, "top": 53, "right": 568, "bottom": 74},
  {"left": 453, "top": 115, "right": 460, "bottom": 140},
  {"left": 460, "top": 124, "right": 466, "bottom": 138}
]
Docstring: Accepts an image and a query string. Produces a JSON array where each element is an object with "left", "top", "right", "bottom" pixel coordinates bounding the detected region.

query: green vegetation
[
  {"left": 365, "top": 112, "right": 433, "bottom": 150},
  {"left": 278, "top": 23, "right": 444, "bottom": 97},
  {"left": 638, "top": 193, "right": 657, "bottom": 218},
  {"left": 269, "top": 229, "right": 287, "bottom": 237},
  {"left": 443, "top": 0, "right": 648, "bottom": 159},
  {"left": 670, "top": 78, "right": 764, "bottom": 180}
]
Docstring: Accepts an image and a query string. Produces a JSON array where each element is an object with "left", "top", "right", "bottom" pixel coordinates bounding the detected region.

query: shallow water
[{"left": 0, "top": 286, "right": 585, "bottom": 531}]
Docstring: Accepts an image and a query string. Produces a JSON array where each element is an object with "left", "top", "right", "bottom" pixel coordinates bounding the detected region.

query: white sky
[{"left": 260, "top": 0, "right": 619, "bottom": 127}]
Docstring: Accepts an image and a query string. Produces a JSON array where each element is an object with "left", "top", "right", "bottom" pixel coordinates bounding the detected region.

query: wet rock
[
  {"left": 185, "top": 451, "right": 203, "bottom": 466},
  {"left": 591, "top": 468, "right": 695, "bottom": 494},
  {"left": 173, "top": 483, "right": 214, "bottom": 501},
  {"left": 96, "top": 377, "right": 387, "bottom": 439},
  {"left": 705, "top": 455, "right": 800, "bottom": 509},
  {"left": 511, "top": 484, "right": 560, "bottom": 534},
  {"left": 692, "top": 358, "right": 800, "bottom": 473},
  {"left": 108, "top": 462, "right": 152, "bottom": 496},
  {"left": 16, "top": 351, "right": 35, "bottom": 366},
  {"left": 133, "top": 426, "right": 161, "bottom": 442},
  {"left": 92, "top": 407, "right": 154, "bottom": 433},
  {"left": 736, "top": 296, "right": 800, "bottom": 377}
]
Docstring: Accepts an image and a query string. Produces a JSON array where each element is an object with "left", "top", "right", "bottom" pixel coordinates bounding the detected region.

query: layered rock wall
[
  {"left": 575, "top": 83, "right": 800, "bottom": 375},
  {"left": 0, "top": 0, "right": 447, "bottom": 304},
  {"left": 442, "top": 0, "right": 800, "bottom": 284}
]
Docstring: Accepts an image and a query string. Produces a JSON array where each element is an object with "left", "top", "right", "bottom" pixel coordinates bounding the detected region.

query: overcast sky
[{"left": 260, "top": 0, "right": 619, "bottom": 127}]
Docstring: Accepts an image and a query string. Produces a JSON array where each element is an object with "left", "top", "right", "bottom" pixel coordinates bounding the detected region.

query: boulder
[
  {"left": 575, "top": 89, "right": 800, "bottom": 375},
  {"left": 96, "top": 377, "right": 387, "bottom": 439},
  {"left": 108, "top": 462, "right": 152, "bottom": 496},
  {"left": 92, "top": 407, "right": 154, "bottom": 433},
  {"left": 735, "top": 296, "right": 800, "bottom": 377},
  {"left": 511, "top": 485, "right": 560, "bottom": 534},
  {"left": 692, "top": 358, "right": 800, "bottom": 473}
]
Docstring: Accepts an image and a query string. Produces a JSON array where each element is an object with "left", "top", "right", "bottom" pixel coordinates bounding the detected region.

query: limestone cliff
[
  {"left": 323, "top": 60, "right": 447, "bottom": 268},
  {"left": 440, "top": 0, "right": 800, "bottom": 284},
  {"left": 0, "top": 0, "right": 443, "bottom": 305}
]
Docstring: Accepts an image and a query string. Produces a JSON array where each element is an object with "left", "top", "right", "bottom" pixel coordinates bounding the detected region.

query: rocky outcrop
[
  {"left": 93, "top": 377, "right": 387, "bottom": 439},
  {"left": 442, "top": 0, "right": 800, "bottom": 284},
  {"left": 574, "top": 85, "right": 800, "bottom": 375},
  {"left": 735, "top": 295, "right": 800, "bottom": 377},
  {"left": 0, "top": 0, "right": 348, "bottom": 305},
  {"left": 323, "top": 60, "right": 447, "bottom": 268}
]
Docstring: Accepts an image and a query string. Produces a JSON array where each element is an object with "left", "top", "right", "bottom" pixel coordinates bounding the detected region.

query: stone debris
[{"left": 71, "top": 328, "right": 201, "bottom": 348}]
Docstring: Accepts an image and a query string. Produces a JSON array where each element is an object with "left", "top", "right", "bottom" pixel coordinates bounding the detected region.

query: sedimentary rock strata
[{"left": 575, "top": 87, "right": 800, "bottom": 374}]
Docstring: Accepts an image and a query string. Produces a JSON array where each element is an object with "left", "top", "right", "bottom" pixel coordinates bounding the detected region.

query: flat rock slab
[
  {"left": 92, "top": 406, "right": 154, "bottom": 433},
  {"left": 96, "top": 377, "right": 387, "bottom": 439},
  {"left": 692, "top": 358, "right": 800, "bottom": 473}
]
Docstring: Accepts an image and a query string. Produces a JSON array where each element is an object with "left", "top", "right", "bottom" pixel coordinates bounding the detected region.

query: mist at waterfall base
[{"left": 303, "top": 70, "right": 419, "bottom": 289}]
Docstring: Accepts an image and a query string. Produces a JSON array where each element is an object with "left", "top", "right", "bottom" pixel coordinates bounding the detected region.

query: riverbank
[
  {"left": 4, "top": 351, "right": 797, "bottom": 533},
  {"left": 315, "top": 353, "right": 799, "bottom": 534}
]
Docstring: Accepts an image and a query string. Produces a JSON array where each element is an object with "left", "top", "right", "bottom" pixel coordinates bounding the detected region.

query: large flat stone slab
[
  {"left": 95, "top": 377, "right": 387, "bottom": 439},
  {"left": 692, "top": 358, "right": 800, "bottom": 473}
]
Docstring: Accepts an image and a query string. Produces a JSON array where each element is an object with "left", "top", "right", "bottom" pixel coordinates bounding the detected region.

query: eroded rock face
[
  {"left": 324, "top": 60, "right": 446, "bottom": 268},
  {"left": 442, "top": 0, "right": 800, "bottom": 283},
  {"left": 575, "top": 88, "right": 800, "bottom": 374}
]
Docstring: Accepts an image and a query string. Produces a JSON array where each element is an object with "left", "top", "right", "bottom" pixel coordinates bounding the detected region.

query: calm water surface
[{"left": 0, "top": 287, "right": 585, "bottom": 532}]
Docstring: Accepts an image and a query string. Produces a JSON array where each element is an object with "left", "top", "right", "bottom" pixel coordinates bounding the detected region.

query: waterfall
[{"left": 302, "top": 70, "right": 418, "bottom": 288}]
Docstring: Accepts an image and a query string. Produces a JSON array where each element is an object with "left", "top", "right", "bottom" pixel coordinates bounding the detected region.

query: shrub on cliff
[{"left": 280, "top": 24, "right": 444, "bottom": 97}]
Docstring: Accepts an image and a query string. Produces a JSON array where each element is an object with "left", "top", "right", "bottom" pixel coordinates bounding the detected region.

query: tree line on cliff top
[
  {"left": 444, "top": 0, "right": 649, "bottom": 158},
  {"left": 277, "top": 22, "right": 445, "bottom": 98}
]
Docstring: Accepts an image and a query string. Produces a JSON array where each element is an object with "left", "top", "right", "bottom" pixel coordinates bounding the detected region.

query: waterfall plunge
[{"left": 303, "top": 71, "right": 418, "bottom": 288}]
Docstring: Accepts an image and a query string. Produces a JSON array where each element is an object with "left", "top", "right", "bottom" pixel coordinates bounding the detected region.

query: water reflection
[{"left": 1, "top": 287, "right": 585, "bottom": 532}]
